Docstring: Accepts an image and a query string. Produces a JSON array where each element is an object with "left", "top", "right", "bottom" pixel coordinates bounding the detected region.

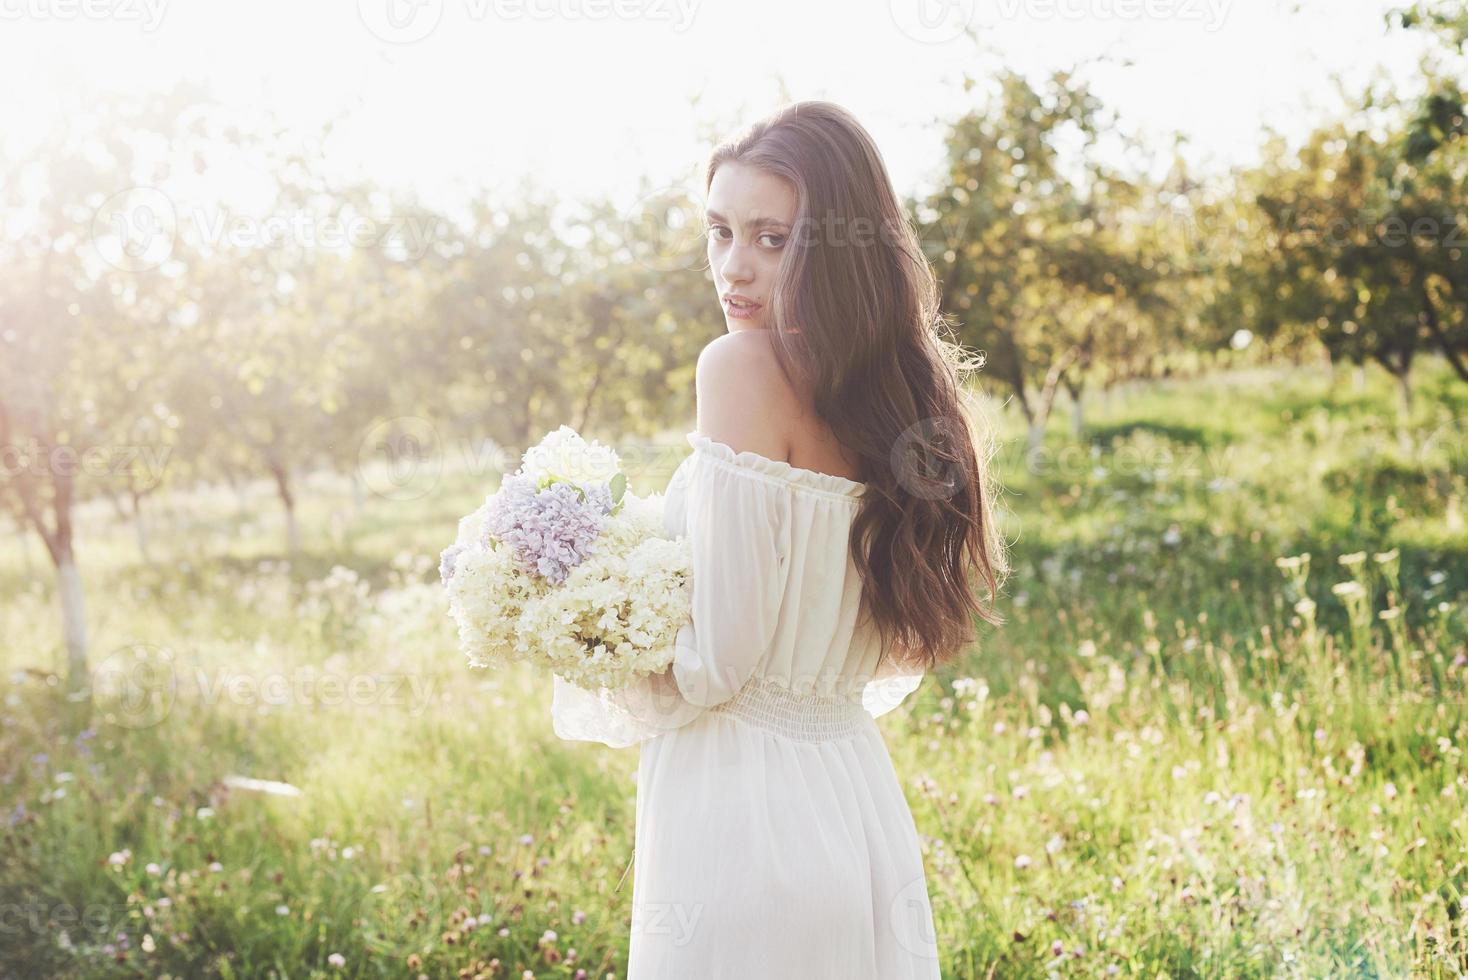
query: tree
[
  {"left": 0, "top": 81, "right": 215, "bottom": 692},
  {"left": 1235, "top": 91, "right": 1466, "bottom": 416},
  {"left": 920, "top": 68, "right": 1171, "bottom": 449}
]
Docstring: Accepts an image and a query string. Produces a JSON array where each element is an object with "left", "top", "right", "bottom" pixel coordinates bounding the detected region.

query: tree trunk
[
  {"left": 995, "top": 329, "right": 1033, "bottom": 428},
  {"left": 269, "top": 461, "right": 301, "bottom": 554},
  {"left": 132, "top": 491, "right": 151, "bottom": 564},
  {"left": 1, "top": 408, "right": 90, "bottom": 692},
  {"left": 1395, "top": 365, "right": 1412, "bottom": 418},
  {"left": 1065, "top": 379, "right": 1085, "bottom": 440},
  {"left": 1377, "top": 352, "right": 1414, "bottom": 454},
  {"left": 1025, "top": 418, "right": 1044, "bottom": 456},
  {"left": 57, "top": 550, "right": 89, "bottom": 692},
  {"left": 1026, "top": 346, "right": 1082, "bottom": 455}
]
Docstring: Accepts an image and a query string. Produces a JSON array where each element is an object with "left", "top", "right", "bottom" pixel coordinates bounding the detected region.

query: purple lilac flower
[
  {"left": 439, "top": 543, "right": 464, "bottom": 585},
  {"left": 483, "top": 474, "right": 613, "bottom": 584}
]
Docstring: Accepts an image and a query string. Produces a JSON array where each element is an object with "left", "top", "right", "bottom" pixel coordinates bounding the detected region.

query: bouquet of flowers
[{"left": 439, "top": 426, "right": 692, "bottom": 691}]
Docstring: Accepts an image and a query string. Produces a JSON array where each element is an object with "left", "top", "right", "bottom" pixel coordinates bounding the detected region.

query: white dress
[{"left": 551, "top": 430, "right": 941, "bottom": 979}]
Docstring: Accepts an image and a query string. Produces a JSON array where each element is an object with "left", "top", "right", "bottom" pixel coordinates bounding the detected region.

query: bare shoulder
[
  {"left": 694, "top": 331, "right": 797, "bottom": 461},
  {"left": 696, "top": 329, "right": 780, "bottom": 379}
]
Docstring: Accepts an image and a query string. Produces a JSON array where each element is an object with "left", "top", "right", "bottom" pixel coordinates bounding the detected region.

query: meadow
[{"left": 2, "top": 358, "right": 1465, "bottom": 979}]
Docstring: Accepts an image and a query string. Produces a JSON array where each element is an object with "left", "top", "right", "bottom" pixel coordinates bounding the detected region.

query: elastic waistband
[{"left": 708, "top": 676, "right": 872, "bottom": 742}]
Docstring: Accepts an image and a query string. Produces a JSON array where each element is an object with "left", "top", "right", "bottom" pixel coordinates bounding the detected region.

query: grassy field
[{"left": 2, "top": 358, "right": 1466, "bottom": 978}]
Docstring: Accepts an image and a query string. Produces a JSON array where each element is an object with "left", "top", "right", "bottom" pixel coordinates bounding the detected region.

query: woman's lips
[{"left": 723, "top": 296, "right": 762, "bottom": 319}]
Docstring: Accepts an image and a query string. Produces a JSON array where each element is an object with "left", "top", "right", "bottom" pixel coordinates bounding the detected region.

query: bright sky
[{"left": 0, "top": 0, "right": 1440, "bottom": 215}]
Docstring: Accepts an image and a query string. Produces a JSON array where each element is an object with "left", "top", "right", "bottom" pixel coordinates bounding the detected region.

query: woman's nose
[{"left": 720, "top": 244, "right": 754, "bottom": 285}]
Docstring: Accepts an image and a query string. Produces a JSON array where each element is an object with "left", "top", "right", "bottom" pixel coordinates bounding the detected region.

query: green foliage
[
  {"left": 917, "top": 69, "right": 1179, "bottom": 436},
  {"left": 2, "top": 361, "right": 1466, "bottom": 978},
  {"left": 1390, "top": 0, "right": 1468, "bottom": 160}
]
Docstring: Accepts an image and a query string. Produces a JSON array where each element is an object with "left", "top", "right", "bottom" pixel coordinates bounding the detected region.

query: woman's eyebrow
[{"left": 705, "top": 209, "right": 790, "bottom": 230}]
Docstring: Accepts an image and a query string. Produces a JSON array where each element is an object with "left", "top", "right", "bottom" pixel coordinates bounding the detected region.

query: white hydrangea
[
  {"left": 519, "top": 425, "right": 622, "bottom": 487},
  {"left": 444, "top": 536, "right": 546, "bottom": 668},
  {"left": 519, "top": 530, "right": 692, "bottom": 689},
  {"left": 442, "top": 484, "right": 691, "bottom": 690}
]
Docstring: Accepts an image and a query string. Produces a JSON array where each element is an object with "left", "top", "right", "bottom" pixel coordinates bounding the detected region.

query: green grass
[{"left": 2, "top": 357, "right": 1466, "bottom": 978}]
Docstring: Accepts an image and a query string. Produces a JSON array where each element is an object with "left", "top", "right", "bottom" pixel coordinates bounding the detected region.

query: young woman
[{"left": 553, "top": 100, "right": 1008, "bottom": 979}]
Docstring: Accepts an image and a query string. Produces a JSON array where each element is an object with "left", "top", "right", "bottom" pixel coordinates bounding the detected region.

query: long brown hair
[{"left": 703, "top": 100, "right": 1009, "bottom": 673}]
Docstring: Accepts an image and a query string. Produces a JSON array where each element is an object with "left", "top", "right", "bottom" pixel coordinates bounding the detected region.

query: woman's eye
[{"left": 704, "top": 225, "right": 783, "bottom": 248}]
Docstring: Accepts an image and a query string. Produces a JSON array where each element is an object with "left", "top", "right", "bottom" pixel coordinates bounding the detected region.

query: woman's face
[{"left": 704, "top": 161, "right": 796, "bottom": 332}]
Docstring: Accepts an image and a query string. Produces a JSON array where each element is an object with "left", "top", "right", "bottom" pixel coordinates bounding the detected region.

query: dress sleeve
[
  {"left": 550, "top": 667, "right": 705, "bottom": 749},
  {"left": 668, "top": 450, "right": 792, "bottom": 709},
  {"left": 861, "top": 653, "right": 926, "bottom": 719},
  {"left": 549, "top": 448, "right": 792, "bottom": 746}
]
